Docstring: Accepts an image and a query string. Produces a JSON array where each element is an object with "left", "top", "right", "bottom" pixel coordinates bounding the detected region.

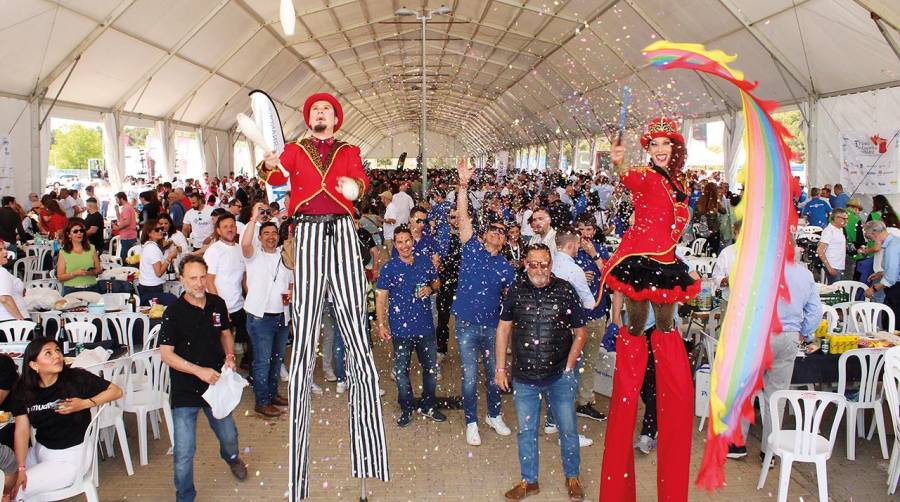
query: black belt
[
  {"left": 263, "top": 312, "right": 283, "bottom": 317},
  {"left": 292, "top": 213, "right": 348, "bottom": 224}
]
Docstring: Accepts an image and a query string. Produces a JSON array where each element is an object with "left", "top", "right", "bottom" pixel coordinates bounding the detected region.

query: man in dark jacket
[{"left": 494, "top": 243, "right": 588, "bottom": 502}]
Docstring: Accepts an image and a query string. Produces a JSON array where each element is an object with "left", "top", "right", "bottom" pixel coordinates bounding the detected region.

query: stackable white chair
[
  {"left": 802, "top": 225, "right": 824, "bottom": 233},
  {"left": 63, "top": 321, "right": 98, "bottom": 344},
  {"left": 832, "top": 280, "right": 869, "bottom": 303},
  {"left": 12, "top": 256, "right": 38, "bottom": 283},
  {"left": 850, "top": 302, "right": 896, "bottom": 333},
  {"left": 107, "top": 312, "right": 149, "bottom": 354},
  {"left": 26, "top": 243, "right": 56, "bottom": 280},
  {"left": 99, "top": 266, "right": 140, "bottom": 282},
  {"left": 63, "top": 291, "right": 103, "bottom": 305},
  {"left": 34, "top": 310, "right": 63, "bottom": 338},
  {"left": 757, "top": 390, "right": 846, "bottom": 502},
  {"left": 25, "top": 278, "right": 63, "bottom": 294},
  {"left": 143, "top": 324, "right": 162, "bottom": 351},
  {"left": 676, "top": 244, "right": 693, "bottom": 257},
  {"left": 882, "top": 347, "right": 900, "bottom": 494},
  {"left": 689, "top": 257, "right": 717, "bottom": 278},
  {"left": 821, "top": 304, "right": 839, "bottom": 332},
  {"left": 62, "top": 313, "right": 108, "bottom": 341},
  {"left": 122, "top": 349, "right": 174, "bottom": 466},
  {"left": 0, "top": 320, "right": 36, "bottom": 342},
  {"left": 109, "top": 236, "right": 122, "bottom": 259},
  {"left": 100, "top": 253, "right": 123, "bottom": 271},
  {"left": 83, "top": 358, "right": 134, "bottom": 477},
  {"left": 832, "top": 302, "right": 855, "bottom": 330},
  {"left": 691, "top": 237, "right": 708, "bottom": 257},
  {"left": 36, "top": 405, "right": 105, "bottom": 502},
  {"left": 837, "top": 349, "right": 889, "bottom": 460}
]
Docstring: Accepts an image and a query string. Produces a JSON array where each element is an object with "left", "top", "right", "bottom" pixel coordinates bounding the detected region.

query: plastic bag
[
  {"left": 602, "top": 323, "right": 619, "bottom": 352},
  {"left": 201, "top": 367, "right": 248, "bottom": 419}
]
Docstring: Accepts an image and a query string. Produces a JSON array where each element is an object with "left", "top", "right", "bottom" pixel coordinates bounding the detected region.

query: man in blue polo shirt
[
  {"left": 376, "top": 226, "right": 446, "bottom": 427},
  {"left": 453, "top": 159, "right": 516, "bottom": 446},
  {"left": 800, "top": 187, "right": 832, "bottom": 228},
  {"left": 392, "top": 206, "right": 440, "bottom": 268}
]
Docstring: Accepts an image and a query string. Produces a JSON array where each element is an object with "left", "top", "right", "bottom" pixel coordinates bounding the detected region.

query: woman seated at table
[
  {"left": 41, "top": 199, "right": 68, "bottom": 241},
  {"left": 137, "top": 219, "right": 178, "bottom": 306},
  {"left": 156, "top": 213, "right": 189, "bottom": 270},
  {"left": 0, "top": 243, "right": 27, "bottom": 323},
  {"left": 56, "top": 219, "right": 101, "bottom": 296},
  {"left": 9, "top": 337, "right": 122, "bottom": 500}
]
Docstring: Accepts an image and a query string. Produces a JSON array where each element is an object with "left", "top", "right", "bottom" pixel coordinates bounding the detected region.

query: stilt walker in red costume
[
  {"left": 259, "top": 93, "right": 389, "bottom": 501},
  {"left": 598, "top": 118, "right": 700, "bottom": 502}
]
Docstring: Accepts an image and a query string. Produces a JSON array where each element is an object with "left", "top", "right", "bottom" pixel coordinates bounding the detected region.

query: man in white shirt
[
  {"left": 183, "top": 192, "right": 215, "bottom": 250},
  {"left": 381, "top": 191, "right": 400, "bottom": 252},
  {"left": 204, "top": 214, "right": 250, "bottom": 368},
  {"left": 712, "top": 221, "right": 741, "bottom": 300},
  {"left": 57, "top": 188, "right": 74, "bottom": 217},
  {"left": 241, "top": 203, "right": 292, "bottom": 418},
  {"left": 393, "top": 181, "right": 415, "bottom": 221},
  {"left": 817, "top": 208, "right": 848, "bottom": 285},
  {"left": 528, "top": 208, "right": 557, "bottom": 251}
]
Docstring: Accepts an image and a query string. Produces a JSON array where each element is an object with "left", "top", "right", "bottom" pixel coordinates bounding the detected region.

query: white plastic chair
[
  {"left": 0, "top": 320, "right": 35, "bottom": 342},
  {"left": 107, "top": 312, "right": 149, "bottom": 354},
  {"left": 62, "top": 312, "right": 108, "bottom": 341},
  {"left": 34, "top": 310, "right": 63, "bottom": 338},
  {"left": 832, "top": 302, "right": 855, "bottom": 331},
  {"left": 63, "top": 291, "right": 103, "bottom": 305},
  {"left": 99, "top": 266, "right": 140, "bottom": 282},
  {"left": 109, "top": 235, "right": 122, "bottom": 259},
  {"left": 25, "top": 278, "right": 63, "bottom": 294},
  {"left": 83, "top": 358, "right": 134, "bottom": 477},
  {"left": 100, "top": 253, "right": 123, "bottom": 271},
  {"left": 882, "top": 347, "right": 900, "bottom": 494},
  {"left": 127, "top": 246, "right": 141, "bottom": 258},
  {"left": 64, "top": 321, "right": 98, "bottom": 344},
  {"left": 122, "top": 349, "right": 174, "bottom": 466},
  {"left": 25, "top": 243, "right": 56, "bottom": 280},
  {"left": 689, "top": 257, "right": 716, "bottom": 278},
  {"left": 691, "top": 237, "right": 708, "bottom": 257},
  {"left": 850, "top": 302, "right": 896, "bottom": 333},
  {"left": 676, "top": 245, "right": 693, "bottom": 257},
  {"left": 143, "top": 324, "right": 162, "bottom": 351},
  {"left": 832, "top": 280, "right": 869, "bottom": 303},
  {"left": 802, "top": 225, "right": 824, "bottom": 233},
  {"left": 163, "top": 281, "right": 183, "bottom": 297},
  {"left": 33, "top": 405, "right": 105, "bottom": 502},
  {"left": 12, "top": 256, "right": 38, "bottom": 283},
  {"left": 837, "top": 348, "right": 889, "bottom": 460},
  {"left": 821, "top": 304, "right": 839, "bottom": 332},
  {"left": 757, "top": 390, "right": 846, "bottom": 502}
]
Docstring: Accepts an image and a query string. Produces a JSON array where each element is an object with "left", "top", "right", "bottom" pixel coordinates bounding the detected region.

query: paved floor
[{"left": 90, "top": 331, "right": 895, "bottom": 501}]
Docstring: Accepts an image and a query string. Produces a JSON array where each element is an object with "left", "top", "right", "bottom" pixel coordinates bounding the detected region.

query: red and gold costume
[{"left": 599, "top": 118, "right": 697, "bottom": 502}]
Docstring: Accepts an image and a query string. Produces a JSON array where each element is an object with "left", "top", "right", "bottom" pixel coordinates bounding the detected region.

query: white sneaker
[
  {"left": 280, "top": 364, "right": 289, "bottom": 382},
  {"left": 635, "top": 434, "right": 657, "bottom": 454},
  {"left": 544, "top": 424, "right": 559, "bottom": 434},
  {"left": 466, "top": 423, "right": 482, "bottom": 446},
  {"left": 311, "top": 383, "right": 323, "bottom": 395},
  {"left": 379, "top": 387, "right": 386, "bottom": 397},
  {"left": 558, "top": 434, "right": 594, "bottom": 448},
  {"left": 485, "top": 415, "right": 512, "bottom": 436},
  {"left": 336, "top": 382, "right": 347, "bottom": 394}
]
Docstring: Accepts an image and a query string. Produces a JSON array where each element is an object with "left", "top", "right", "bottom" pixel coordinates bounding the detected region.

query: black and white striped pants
[{"left": 288, "top": 216, "right": 389, "bottom": 500}]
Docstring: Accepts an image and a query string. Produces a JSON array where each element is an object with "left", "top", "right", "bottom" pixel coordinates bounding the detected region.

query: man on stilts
[{"left": 260, "top": 93, "right": 389, "bottom": 500}]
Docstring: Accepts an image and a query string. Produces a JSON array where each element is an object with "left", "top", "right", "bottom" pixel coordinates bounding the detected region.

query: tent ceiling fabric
[{"left": 2, "top": 0, "right": 898, "bottom": 155}]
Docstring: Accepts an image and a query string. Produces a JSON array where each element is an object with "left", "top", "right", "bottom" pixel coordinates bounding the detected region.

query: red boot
[
  {"left": 650, "top": 328, "right": 694, "bottom": 502},
  {"left": 599, "top": 332, "right": 648, "bottom": 502}
]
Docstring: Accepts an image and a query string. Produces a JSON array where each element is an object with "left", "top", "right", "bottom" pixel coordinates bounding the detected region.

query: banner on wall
[
  {"left": 840, "top": 130, "right": 900, "bottom": 194},
  {"left": 0, "top": 135, "right": 12, "bottom": 198}
]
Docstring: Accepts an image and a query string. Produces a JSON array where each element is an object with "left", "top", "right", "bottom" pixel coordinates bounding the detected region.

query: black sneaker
[
  {"left": 418, "top": 407, "right": 447, "bottom": 422},
  {"left": 576, "top": 404, "right": 607, "bottom": 422},
  {"left": 726, "top": 445, "right": 748, "bottom": 459},
  {"left": 397, "top": 411, "right": 412, "bottom": 428},
  {"left": 759, "top": 451, "right": 776, "bottom": 469},
  {"left": 228, "top": 459, "right": 248, "bottom": 481}
]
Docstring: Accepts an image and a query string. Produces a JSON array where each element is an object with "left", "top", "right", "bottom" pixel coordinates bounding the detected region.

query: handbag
[{"left": 281, "top": 236, "right": 295, "bottom": 270}]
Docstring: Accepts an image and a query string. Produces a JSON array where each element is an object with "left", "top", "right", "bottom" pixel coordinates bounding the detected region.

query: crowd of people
[{"left": 0, "top": 116, "right": 896, "bottom": 500}]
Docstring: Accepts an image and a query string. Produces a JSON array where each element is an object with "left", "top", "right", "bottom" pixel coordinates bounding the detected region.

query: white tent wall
[
  {"left": 198, "top": 128, "right": 232, "bottom": 179},
  {"left": 811, "top": 86, "right": 900, "bottom": 209},
  {"left": 0, "top": 96, "right": 39, "bottom": 200}
]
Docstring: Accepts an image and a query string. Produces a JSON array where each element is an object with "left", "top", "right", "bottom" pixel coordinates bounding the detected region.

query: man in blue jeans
[
  {"left": 376, "top": 226, "right": 446, "bottom": 427},
  {"left": 494, "top": 243, "right": 588, "bottom": 501},
  {"left": 453, "top": 158, "right": 516, "bottom": 446},
  {"left": 159, "top": 255, "right": 248, "bottom": 502},
  {"left": 241, "top": 205, "right": 292, "bottom": 417}
]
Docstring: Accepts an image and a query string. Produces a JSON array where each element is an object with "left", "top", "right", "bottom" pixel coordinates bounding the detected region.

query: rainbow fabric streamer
[{"left": 643, "top": 40, "right": 796, "bottom": 489}]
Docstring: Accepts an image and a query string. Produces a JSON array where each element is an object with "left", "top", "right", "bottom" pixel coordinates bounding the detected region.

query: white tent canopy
[{"left": 0, "top": 0, "right": 898, "bottom": 199}]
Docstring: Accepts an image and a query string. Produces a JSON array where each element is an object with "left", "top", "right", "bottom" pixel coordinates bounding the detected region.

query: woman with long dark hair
[
  {"left": 42, "top": 199, "right": 68, "bottom": 240},
  {"left": 56, "top": 218, "right": 101, "bottom": 296},
  {"left": 694, "top": 182, "right": 723, "bottom": 254},
  {"left": 870, "top": 194, "right": 899, "bottom": 228},
  {"left": 9, "top": 337, "right": 122, "bottom": 500},
  {"left": 156, "top": 213, "right": 189, "bottom": 271},
  {"left": 599, "top": 118, "right": 699, "bottom": 501},
  {"left": 137, "top": 219, "right": 179, "bottom": 306},
  {"left": 139, "top": 191, "right": 161, "bottom": 224}
]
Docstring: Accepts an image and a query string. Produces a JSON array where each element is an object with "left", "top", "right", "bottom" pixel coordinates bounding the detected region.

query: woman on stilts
[{"left": 599, "top": 118, "right": 700, "bottom": 502}]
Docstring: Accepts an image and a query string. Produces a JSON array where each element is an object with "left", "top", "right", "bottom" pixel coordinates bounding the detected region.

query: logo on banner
[{"left": 871, "top": 135, "right": 888, "bottom": 154}]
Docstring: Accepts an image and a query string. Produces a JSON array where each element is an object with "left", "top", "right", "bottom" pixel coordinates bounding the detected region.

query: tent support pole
[
  {"left": 806, "top": 97, "right": 819, "bottom": 188},
  {"left": 30, "top": 100, "right": 42, "bottom": 194}
]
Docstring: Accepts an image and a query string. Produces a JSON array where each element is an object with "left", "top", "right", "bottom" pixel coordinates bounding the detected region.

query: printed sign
[{"left": 839, "top": 130, "right": 899, "bottom": 194}]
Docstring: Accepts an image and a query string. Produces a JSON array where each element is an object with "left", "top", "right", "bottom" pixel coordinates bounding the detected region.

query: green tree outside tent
[
  {"left": 49, "top": 124, "right": 103, "bottom": 170},
  {"left": 772, "top": 110, "right": 806, "bottom": 163}
]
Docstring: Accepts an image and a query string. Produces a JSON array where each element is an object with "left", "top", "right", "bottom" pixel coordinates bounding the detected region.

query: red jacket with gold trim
[
  {"left": 263, "top": 138, "right": 369, "bottom": 217},
  {"left": 601, "top": 166, "right": 690, "bottom": 286}
]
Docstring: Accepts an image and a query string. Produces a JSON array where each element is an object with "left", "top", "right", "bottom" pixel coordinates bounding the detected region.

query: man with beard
[
  {"left": 260, "top": 93, "right": 388, "bottom": 500},
  {"left": 203, "top": 214, "right": 250, "bottom": 369}
]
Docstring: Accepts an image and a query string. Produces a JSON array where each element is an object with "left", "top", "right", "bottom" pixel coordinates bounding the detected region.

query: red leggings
[{"left": 599, "top": 327, "right": 693, "bottom": 502}]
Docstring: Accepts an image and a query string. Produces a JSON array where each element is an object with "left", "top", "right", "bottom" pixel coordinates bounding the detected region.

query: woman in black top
[{"left": 10, "top": 337, "right": 122, "bottom": 500}]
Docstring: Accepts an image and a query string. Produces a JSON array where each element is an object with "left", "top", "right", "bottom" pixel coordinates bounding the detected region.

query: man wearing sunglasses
[
  {"left": 452, "top": 158, "right": 516, "bottom": 447},
  {"left": 391, "top": 207, "right": 440, "bottom": 269},
  {"left": 494, "top": 243, "right": 588, "bottom": 501}
]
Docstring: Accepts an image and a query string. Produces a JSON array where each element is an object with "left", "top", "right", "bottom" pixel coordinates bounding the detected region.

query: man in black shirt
[
  {"left": 159, "top": 255, "right": 248, "bottom": 502},
  {"left": 0, "top": 197, "right": 31, "bottom": 248},
  {"left": 83, "top": 198, "right": 105, "bottom": 253}
]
